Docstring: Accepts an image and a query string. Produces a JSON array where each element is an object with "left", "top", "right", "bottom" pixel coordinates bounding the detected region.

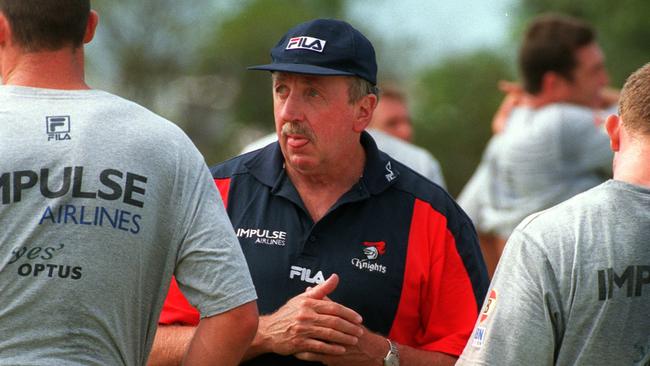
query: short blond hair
[{"left": 619, "top": 63, "right": 650, "bottom": 136}]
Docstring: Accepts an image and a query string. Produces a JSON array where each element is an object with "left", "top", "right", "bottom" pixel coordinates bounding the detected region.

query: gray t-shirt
[
  {"left": 459, "top": 103, "right": 612, "bottom": 237},
  {"left": 0, "top": 86, "right": 256, "bottom": 365},
  {"left": 458, "top": 180, "right": 650, "bottom": 365}
]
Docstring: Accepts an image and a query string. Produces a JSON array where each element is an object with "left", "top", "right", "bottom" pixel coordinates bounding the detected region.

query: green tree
[
  {"left": 411, "top": 50, "right": 514, "bottom": 196},
  {"left": 193, "top": 0, "right": 344, "bottom": 164},
  {"left": 89, "top": 0, "right": 214, "bottom": 109}
]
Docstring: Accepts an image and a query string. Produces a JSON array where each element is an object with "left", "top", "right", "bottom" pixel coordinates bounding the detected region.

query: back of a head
[
  {"left": 519, "top": 13, "right": 595, "bottom": 94},
  {"left": 0, "top": 0, "right": 90, "bottom": 52},
  {"left": 378, "top": 84, "right": 407, "bottom": 104},
  {"left": 619, "top": 63, "right": 650, "bottom": 137}
]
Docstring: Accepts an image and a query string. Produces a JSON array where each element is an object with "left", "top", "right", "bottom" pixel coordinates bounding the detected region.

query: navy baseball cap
[{"left": 248, "top": 18, "right": 377, "bottom": 85}]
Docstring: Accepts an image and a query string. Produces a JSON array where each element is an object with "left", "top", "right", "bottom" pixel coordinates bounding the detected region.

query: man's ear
[
  {"left": 605, "top": 114, "right": 621, "bottom": 152},
  {"left": 352, "top": 93, "right": 378, "bottom": 133},
  {"left": 0, "top": 12, "right": 12, "bottom": 47},
  {"left": 542, "top": 71, "right": 571, "bottom": 100},
  {"left": 83, "top": 10, "right": 99, "bottom": 44}
]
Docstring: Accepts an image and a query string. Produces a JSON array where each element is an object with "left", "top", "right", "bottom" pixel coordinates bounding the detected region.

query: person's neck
[
  {"left": 2, "top": 47, "right": 89, "bottom": 90},
  {"left": 522, "top": 90, "right": 592, "bottom": 110},
  {"left": 521, "top": 93, "right": 567, "bottom": 109},
  {"left": 286, "top": 143, "right": 366, "bottom": 222},
  {"left": 613, "top": 141, "right": 650, "bottom": 188}
]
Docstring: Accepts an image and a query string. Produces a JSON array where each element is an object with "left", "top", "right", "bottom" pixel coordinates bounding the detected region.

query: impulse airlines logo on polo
[
  {"left": 286, "top": 36, "right": 326, "bottom": 52},
  {"left": 351, "top": 241, "right": 387, "bottom": 274},
  {"left": 236, "top": 227, "right": 287, "bottom": 246}
]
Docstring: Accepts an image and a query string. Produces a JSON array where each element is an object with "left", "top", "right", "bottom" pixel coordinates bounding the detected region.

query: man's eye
[
  {"left": 307, "top": 89, "right": 320, "bottom": 97},
  {"left": 275, "top": 85, "right": 288, "bottom": 95}
]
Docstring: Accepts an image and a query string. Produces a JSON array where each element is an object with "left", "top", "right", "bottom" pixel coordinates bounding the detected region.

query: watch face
[
  {"left": 384, "top": 353, "right": 399, "bottom": 366},
  {"left": 383, "top": 339, "right": 400, "bottom": 366}
]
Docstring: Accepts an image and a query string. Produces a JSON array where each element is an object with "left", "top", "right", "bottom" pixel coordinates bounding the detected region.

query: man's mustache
[{"left": 281, "top": 122, "right": 316, "bottom": 141}]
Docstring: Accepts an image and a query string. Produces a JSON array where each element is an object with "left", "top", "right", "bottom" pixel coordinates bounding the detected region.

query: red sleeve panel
[
  {"left": 159, "top": 277, "right": 200, "bottom": 325},
  {"left": 158, "top": 178, "right": 232, "bottom": 325},
  {"left": 388, "top": 199, "right": 479, "bottom": 356},
  {"left": 214, "top": 178, "right": 231, "bottom": 206}
]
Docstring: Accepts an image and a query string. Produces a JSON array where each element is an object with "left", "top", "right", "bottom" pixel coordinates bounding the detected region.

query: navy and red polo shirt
[{"left": 160, "top": 132, "right": 488, "bottom": 364}]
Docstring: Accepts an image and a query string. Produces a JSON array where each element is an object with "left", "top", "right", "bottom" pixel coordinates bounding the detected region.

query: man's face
[
  {"left": 272, "top": 73, "right": 365, "bottom": 175},
  {"left": 564, "top": 42, "right": 609, "bottom": 107},
  {"left": 370, "top": 97, "right": 413, "bottom": 142}
]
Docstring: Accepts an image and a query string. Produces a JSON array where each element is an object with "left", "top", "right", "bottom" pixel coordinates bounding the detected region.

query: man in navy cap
[{"left": 153, "top": 18, "right": 488, "bottom": 366}]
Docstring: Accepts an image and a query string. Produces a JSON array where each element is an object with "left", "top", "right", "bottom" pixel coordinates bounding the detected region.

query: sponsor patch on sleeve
[
  {"left": 472, "top": 326, "right": 487, "bottom": 348},
  {"left": 473, "top": 289, "right": 498, "bottom": 348}
]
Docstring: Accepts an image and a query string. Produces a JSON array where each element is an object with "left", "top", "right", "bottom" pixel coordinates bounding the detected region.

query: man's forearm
[
  {"left": 241, "top": 314, "right": 273, "bottom": 361},
  {"left": 184, "top": 301, "right": 259, "bottom": 366},
  {"left": 399, "top": 343, "right": 457, "bottom": 366},
  {"left": 357, "top": 329, "right": 458, "bottom": 366},
  {"left": 147, "top": 325, "right": 196, "bottom": 366}
]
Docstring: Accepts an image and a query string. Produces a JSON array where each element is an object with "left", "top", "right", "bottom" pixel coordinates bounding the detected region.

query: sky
[
  {"left": 347, "top": 0, "right": 517, "bottom": 70},
  {"left": 84, "top": 0, "right": 519, "bottom": 94}
]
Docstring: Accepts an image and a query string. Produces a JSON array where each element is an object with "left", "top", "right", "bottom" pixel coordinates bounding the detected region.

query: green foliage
[
  {"left": 411, "top": 51, "right": 514, "bottom": 196},
  {"left": 199, "top": 0, "right": 344, "bottom": 128},
  {"left": 90, "top": 0, "right": 207, "bottom": 107},
  {"left": 192, "top": 0, "right": 344, "bottom": 164},
  {"left": 88, "top": 0, "right": 647, "bottom": 190}
]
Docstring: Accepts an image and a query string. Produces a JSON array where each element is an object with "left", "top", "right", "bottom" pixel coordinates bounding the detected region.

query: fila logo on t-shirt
[
  {"left": 350, "top": 241, "right": 387, "bottom": 274},
  {"left": 46, "top": 115, "right": 72, "bottom": 141}
]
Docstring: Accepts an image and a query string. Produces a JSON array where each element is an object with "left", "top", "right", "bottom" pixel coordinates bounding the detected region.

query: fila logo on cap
[{"left": 286, "top": 36, "right": 326, "bottom": 52}]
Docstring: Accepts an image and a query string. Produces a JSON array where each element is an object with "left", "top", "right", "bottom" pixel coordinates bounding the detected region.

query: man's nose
[{"left": 278, "top": 92, "right": 306, "bottom": 122}]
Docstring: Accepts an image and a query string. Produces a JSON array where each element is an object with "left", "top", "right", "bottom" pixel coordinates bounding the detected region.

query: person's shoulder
[
  {"left": 540, "top": 102, "right": 599, "bottom": 126},
  {"left": 209, "top": 146, "right": 267, "bottom": 179},
  {"left": 369, "top": 129, "right": 428, "bottom": 155},
  {"left": 369, "top": 129, "right": 444, "bottom": 184},
  {"left": 88, "top": 91, "right": 205, "bottom": 161},
  {"left": 391, "top": 159, "right": 470, "bottom": 229},
  {"left": 516, "top": 181, "right": 613, "bottom": 234},
  {"left": 371, "top": 129, "right": 438, "bottom": 164},
  {"left": 541, "top": 102, "right": 592, "bottom": 115},
  {"left": 240, "top": 132, "right": 278, "bottom": 154},
  {"left": 100, "top": 90, "right": 190, "bottom": 137}
]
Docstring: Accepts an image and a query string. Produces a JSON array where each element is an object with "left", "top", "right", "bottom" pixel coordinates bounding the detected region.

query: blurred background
[{"left": 86, "top": 0, "right": 649, "bottom": 197}]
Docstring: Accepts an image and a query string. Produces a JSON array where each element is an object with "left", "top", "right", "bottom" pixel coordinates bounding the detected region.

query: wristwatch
[{"left": 383, "top": 338, "right": 400, "bottom": 366}]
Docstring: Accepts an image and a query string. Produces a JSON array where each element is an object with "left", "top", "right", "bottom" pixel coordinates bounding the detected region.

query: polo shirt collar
[
  {"left": 359, "top": 131, "right": 401, "bottom": 195},
  {"left": 245, "top": 131, "right": 400, "bottom": 196}
]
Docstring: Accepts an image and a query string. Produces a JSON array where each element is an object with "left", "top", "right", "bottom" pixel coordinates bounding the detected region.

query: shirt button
[{"left": 309, "top": 235, "right": 317, "bottom": 243}]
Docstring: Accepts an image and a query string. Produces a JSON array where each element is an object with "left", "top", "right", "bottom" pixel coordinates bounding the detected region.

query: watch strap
[{"left": 383, "top": 338, "right": 400, "bottom": 366}]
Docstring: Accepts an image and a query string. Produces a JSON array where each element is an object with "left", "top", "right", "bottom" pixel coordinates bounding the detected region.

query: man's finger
[
  {"left": 295, "top": 351, "right": 330, "bottom": 362},
  {"left": 291, "top": 337, "right": 347, "bottom": 357},
  {"left": 308, "top": 320, "right": 363, "bottom": 344},
  {"left": 304, "top": 273, "right": 339, "bottom": 300},
  {"left": 311, "top": 301, "right": 363, "bottom": 327}
]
